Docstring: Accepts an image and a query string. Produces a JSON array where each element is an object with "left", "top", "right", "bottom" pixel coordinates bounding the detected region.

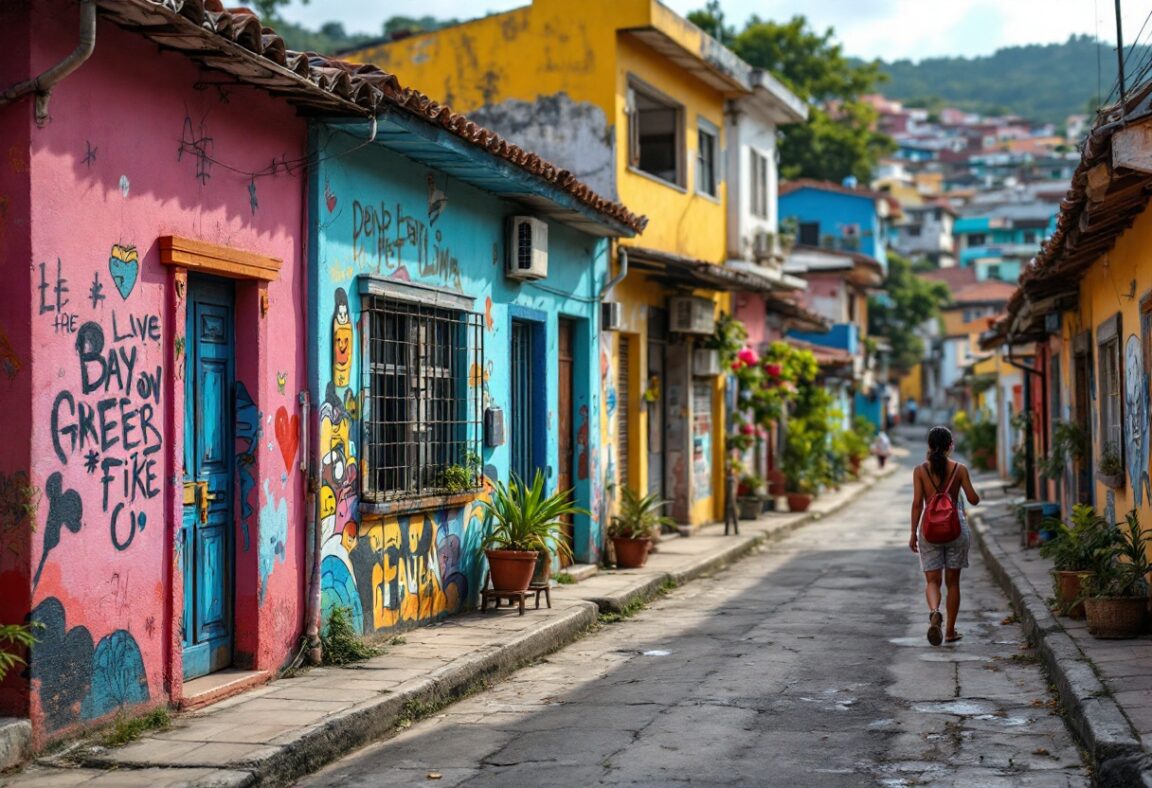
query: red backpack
[{"left": 922, "top": 462, "right": 961, "bottom": 544}]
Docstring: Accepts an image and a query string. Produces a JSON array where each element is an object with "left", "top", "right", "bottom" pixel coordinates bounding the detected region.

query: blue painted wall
[
  {"left": 788, "top": 323, "right": 859, "bottom": 355},
  {"left": 779, "top": 188, "right": 888, "bottom": 269},
  {"left": 309, "top": 125, "right": 607, "bottom": 634}
]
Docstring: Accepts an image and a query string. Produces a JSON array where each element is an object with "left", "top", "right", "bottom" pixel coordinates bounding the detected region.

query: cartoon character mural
[
  {"left": 332, "top": 288, "right": 353, "bottom": 387},
  {"left": 1124, "top": 334, "right": 1150, "bottom": 504}
]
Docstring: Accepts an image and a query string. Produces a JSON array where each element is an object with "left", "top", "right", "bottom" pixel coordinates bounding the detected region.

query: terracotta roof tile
[{"left": 93, "top": 0, "right": 648, "bottom": 234}]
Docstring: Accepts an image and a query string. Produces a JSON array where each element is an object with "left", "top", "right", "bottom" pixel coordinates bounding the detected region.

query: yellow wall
[
  {"left": 899, "top": 363, "right": 923, "bottom": 403},
  {"left": 1056, "top": 205, "right": 1152, "bottom": 541}
]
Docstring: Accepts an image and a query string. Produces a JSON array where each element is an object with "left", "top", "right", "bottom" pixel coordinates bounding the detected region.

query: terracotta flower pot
[
  {"left": 611, "top": 536, "right": 652, "bottom": 569},
  {"left": 786, "top": 493, "right": 812, "bottom": 513},
  {"left": 1084, "top": 596, "right": 1148, "bottom": 639},
  {"left": 485, "top": 549, "right": 539, "bottom": 591},
  {"left": 1052, "top": 570, "right": 1088, "bottom": 619}
]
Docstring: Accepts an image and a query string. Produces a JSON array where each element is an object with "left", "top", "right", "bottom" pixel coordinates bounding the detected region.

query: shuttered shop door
[{"left": 617, "top": 335, "right": 630, "bottom": 487}]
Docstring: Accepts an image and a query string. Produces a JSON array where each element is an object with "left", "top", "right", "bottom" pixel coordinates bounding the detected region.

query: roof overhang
[
  {"left": 739, "top": 70, "right": 807, "bottom": 125},
  {"left": 783, "top": 246, "right": 885, "bottom": 289},
  {"left": 621, "top": 13, "right": 750, "bottom": 97},
  {"left": 331, "top": 116, "right": 637, "bottom": 237},
  {"left": 627, "top": 246, "right": 831, "bottom": 331}
]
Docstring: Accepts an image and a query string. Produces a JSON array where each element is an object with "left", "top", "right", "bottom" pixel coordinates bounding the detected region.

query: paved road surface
[{"left": 298, "top": 464, "right": 1089, "bottom": 787}]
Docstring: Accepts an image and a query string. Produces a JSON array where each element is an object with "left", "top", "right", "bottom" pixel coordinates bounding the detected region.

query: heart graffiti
[
  {"left": 108, "top": 243, "right": 139, "bottom": 300},
  {"left": 274, "top": 405, "right": 300, "bottom": 473}
]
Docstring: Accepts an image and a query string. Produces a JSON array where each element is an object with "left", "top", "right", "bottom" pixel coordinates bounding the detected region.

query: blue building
[
  {"left": 954, "top": 203, "right": 1059, "bottom": 282},
  {"left": 778, "top": 178, "right": 898, "bottom": 272},
  {"left": 309, "top": 84, "right": 643, "bottom": 636}
]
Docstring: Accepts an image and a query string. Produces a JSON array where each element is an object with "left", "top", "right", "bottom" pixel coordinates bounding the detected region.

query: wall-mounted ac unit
[
  {"left": 752, "top": 230, "right": 775, "bottom": 261},
  {"left": 693, "top": 348, "right": 721, "bottom": 377},
  {"left": 668, "top": 296, "right": 715, "bottom": 335},
  {"left": 601, "top": 301, "right": 623, "bottom": 331},
  {"left": 506, "top": 216, "right": 548, "bottom": 280}
]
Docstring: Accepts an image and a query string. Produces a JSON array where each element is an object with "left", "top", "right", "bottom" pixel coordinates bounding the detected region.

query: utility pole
[{"left": 1116, "top": 0, "right": 1127, "bottom": 108}]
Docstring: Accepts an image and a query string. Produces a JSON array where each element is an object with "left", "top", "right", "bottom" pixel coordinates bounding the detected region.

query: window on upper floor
[
  {"left": 696, "top": 119, "right": 718, "bottom": 198},
  {"left": 1023, "top": 231, "right": 1037, "bottom": 244},
  {"left": 1097, "top": 313, "right": 1123, "bottom": 468},
  {"left": 750, "top": 150, "right": 769, "bottom": 218},
  {"left": 627, "top": 82, "right": 683, "bottom": 186},
  {"left": 968, "top": 233, "right": 986, "bottom": 247},
  {"left": 986, "top": 264, "right": 1002, "bottom": 281},
  {"left": 798, "top": 221, "right": 820, "bottom": 246},
  {"left": 907, "top": 225, "right": 922, "bottom": 237},
  {"left": 361, "top": 288, "right": 484, "bottom": 502}
]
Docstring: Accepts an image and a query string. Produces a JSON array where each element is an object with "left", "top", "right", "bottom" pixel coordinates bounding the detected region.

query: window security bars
[{"left": 362, "top": 295, "right": 483, "bottom": 502}]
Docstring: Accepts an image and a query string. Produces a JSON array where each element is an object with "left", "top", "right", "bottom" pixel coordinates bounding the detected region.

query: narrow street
[{"left": 298, "top": 462, "right": 1089, "bottom": 787}]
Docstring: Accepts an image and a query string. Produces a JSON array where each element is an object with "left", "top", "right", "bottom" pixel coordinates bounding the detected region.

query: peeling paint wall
[
  {"left": 3, "top": 1, "right": 309, "bottom": 745},
  {"left": 311, "top": 126, "right": 608, "bottom": 635}
]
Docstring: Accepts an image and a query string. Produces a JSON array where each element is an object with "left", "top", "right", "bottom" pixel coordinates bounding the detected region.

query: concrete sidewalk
[
  {"left": 969, "top": 476, "right": 1152, "bottom": 787},
  {"left": 2, "top": 458, "right": 900, "bottom": 788}
]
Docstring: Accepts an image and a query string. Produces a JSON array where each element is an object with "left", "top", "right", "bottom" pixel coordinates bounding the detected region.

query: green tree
[
  {"left": 717, "top": 13, "right": 893, "bottom": 182},
  {"left": 868, "top": 252, "right": 950, "bottom": 373},
  {"left": 249, "top": 0, "right": 306, "bottom": 23}
]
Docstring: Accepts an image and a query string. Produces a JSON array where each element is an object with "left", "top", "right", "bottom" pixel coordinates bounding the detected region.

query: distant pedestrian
[
  {"left": 907, "top": 397, "right": 918, "bottom": 425},
  {"left": 871, "top": 431, "right": 892, "bottom": 468},
  {"left": 910, "top": 426, "right": 980, "bottom": 646}
]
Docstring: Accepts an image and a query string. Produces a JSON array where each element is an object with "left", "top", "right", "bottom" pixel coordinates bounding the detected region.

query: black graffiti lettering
[
  {"left": 135, "top": 366, "right": 160, "bottom": 404},
  {"left": 51, "top": 390, "right": 76, "bottom": 464},
  {"left": 77, "top": 322, "right": 105, "bottom": 394},
  {"left": 38, "top": 259, "right": 69, "bottom": 315},
  {"left": 130, "top": 454, "right": 159, "bottom": 503},
  {"left": 97, "top": 397, "right": 121, "bottom": 453},
  {"left": 100, "top": 457, "right": 123, "bottom": 512},
  {"left": 138, "top": 402, "right": 161, "bottom": 448},
  {"left": 350, "top": 198, "right": 460, "bottom": 287},
  {"left": 109, "top": 502, "right": 146, "bottom": 551}
]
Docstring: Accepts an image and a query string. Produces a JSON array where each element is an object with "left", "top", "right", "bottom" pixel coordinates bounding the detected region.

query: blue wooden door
[{"left": 182, "top": 277, "right": 235, "bottom": 680}]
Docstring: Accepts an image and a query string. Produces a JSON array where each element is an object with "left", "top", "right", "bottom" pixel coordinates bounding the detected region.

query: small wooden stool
[{"left": 479, "top": 573, "right": 550, "bottom": 615}]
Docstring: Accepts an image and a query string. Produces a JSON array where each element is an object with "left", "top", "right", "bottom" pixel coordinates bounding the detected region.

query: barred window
[{"left": 362, "top": 294, "right": 483, "bottom": 502}]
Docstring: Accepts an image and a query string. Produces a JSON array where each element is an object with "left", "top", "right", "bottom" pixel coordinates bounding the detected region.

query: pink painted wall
[
  {"left": 732, "top": 292, "right": 786, "bottom": 350},
  {"left": 10, "top": 1, "right": 309, "bottom": 743}
]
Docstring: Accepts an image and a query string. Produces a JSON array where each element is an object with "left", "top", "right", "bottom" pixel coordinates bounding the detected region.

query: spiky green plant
[
  {"left": 608, "top": 486, "right": 675, "bottom": 540},
  {"left": 477, "top": 471, "right": 585, "bottom": 563}
]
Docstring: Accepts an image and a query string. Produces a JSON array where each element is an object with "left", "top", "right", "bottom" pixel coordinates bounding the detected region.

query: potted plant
[
  {"left": 1038, "top": 503, "right": 1112, "bottom": 619},
  {"left": 1082, "top": 509, "right": 1150, "bottom": 638},
  {"left": 1097, "top": 443, "right": 1125, "bottom": 489},
  {"left": 737, "top": 474, "right": 765, "bottom": 520},
  {"left": 608, "top": 487, "right": 675, "bottom": 568},
  {"left": 1038, "top": 419, "right": 1086, "bottom": 480},
  {"left": 478, "top": 471, "right": 583, "bottom": 592}
]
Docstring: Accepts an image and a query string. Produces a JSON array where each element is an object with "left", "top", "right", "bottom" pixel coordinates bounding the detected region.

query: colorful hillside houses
[
  {"left": 0, "top": 0, "right": 642, "bottom": 748},
  {"left": 985, "top": 81, "right": 1152, "bottom": 540},
  {"left": 347, "top": 0, "right": 818, "bottom": 531}
]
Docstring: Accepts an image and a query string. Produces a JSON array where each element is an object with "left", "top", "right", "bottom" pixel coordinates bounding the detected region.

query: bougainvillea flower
[
  {"left": 764, "top": 362, "right": 782, "bottom": 378},
  {"left": 737, "top": 348, "right": 759, "bottom": 366},
  {"left": 740, "top": 423, "right": 756, "bottom": 435}
]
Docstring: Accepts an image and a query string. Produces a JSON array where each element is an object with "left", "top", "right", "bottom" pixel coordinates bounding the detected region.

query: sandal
[
  {"left": 927, "top": 610, "right": 943, "bottom": 646},
  {"left": 945, "top": 632, "right": 963, "bottom": 643}
]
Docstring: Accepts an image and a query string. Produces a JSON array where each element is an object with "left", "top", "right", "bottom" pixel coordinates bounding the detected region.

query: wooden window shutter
[{"left": 617, "top": 335, "right": 631, "bottom": 487}]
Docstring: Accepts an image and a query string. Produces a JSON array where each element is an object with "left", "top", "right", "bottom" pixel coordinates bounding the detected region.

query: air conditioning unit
[
  {"left": 693, "top": 348, "right": 721, "bottom": 377},
  {"left": 751, "top": 230, "right": 775, "bottom": 261},
  {"left": 506, "top": 216, "right": 548, "bottom": 280},
  {"left": 668, "top": 296, "right": 715, "bottom": 335},
  {"left": 601, "top": 301, "right": 623, "bottom": 331}
]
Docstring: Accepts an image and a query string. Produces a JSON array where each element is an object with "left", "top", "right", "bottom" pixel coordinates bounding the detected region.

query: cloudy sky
[{"left": 278, "top": 0, "right": 1140, "bottom": 62}]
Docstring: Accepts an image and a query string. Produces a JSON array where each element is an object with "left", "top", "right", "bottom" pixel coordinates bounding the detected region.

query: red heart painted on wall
[{"left": 274, "top": 405, "right": 300, "bottom": 473}]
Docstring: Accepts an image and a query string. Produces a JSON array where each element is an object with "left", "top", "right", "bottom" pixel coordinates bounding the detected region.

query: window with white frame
[
  {"left": 627, "top": 82, "right": 682, "bottom": 185},
  {"left": 696, "top": 119, "right": 718, "bottom": 197},
  {"left": 750, "top": 149, "right": 769, "bottom": 219},
  {"left": 361, "top": 289, "right": 484, "bottom": 502}
]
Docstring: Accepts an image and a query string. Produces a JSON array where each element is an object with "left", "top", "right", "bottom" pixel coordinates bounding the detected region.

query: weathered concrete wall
[
  {"left": 8, "top": 1, "right": 309, "bottom": 744},
  {"left": 312, "top": 126, "right": 608, "bottom": 635}
]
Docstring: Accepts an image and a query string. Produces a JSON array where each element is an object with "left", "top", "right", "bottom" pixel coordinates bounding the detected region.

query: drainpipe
[
  {"left": 599, "top": 245, "right": 629, "bottom": 300},
  {"left": 300, "top": 391, "right": 323, "bottom": 665},
  {"left": 0, "top": 0, "right": 97, "bottom": 127}
]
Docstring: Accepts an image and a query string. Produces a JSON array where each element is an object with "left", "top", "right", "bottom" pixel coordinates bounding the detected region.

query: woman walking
[{"left": 909, "top": 426, "right": 980, "bottom": 645}]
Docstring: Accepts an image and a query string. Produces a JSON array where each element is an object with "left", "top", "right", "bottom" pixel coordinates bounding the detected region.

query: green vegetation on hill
[{"left": 879, "top": 35, "right": 1144, "bottom": 125}]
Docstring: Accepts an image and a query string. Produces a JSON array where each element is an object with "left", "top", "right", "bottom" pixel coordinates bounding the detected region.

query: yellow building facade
[{"left": 350, "top": 0, "right": 752, "bottom": 526}]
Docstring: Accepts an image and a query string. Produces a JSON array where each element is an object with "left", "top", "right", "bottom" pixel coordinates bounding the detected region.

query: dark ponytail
[{"left": 926, "top": 426, "right": 953, "bottom": 483}]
